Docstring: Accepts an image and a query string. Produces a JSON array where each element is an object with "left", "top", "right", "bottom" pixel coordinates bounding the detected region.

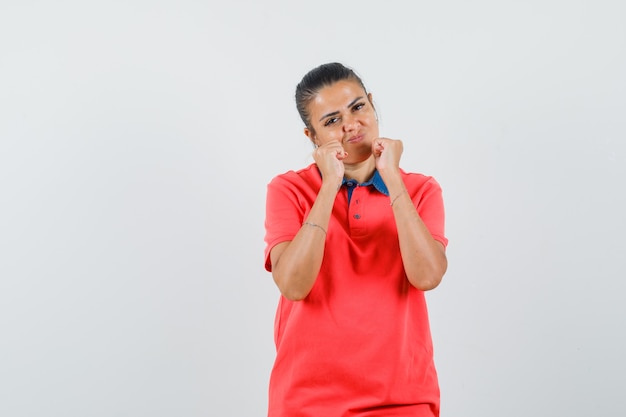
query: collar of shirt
[
  {"left": 342, "top": 170, "right": 389, "bottom": 204},
  {"left": 315, "top": 166, "right": 390, "bottom": 200},
  {"left": 342, "top": 169, "right": 389, "bottom": 196}
]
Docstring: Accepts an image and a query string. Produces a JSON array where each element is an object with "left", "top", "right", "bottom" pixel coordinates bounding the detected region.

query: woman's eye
[
  {"left": 324, "top": 117, "right": 338, "bottom": 126},
  {"left": 353, "top": 103, "right": 365, "bottom": 111}
]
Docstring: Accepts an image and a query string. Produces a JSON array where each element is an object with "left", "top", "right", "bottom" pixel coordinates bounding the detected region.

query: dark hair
[{"left": 295, "top": 62, "right": 368, "bottom": 132}]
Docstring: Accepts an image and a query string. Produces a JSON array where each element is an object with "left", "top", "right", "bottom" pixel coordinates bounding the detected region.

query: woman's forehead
[{"left": 310, "top": 80, "right": 366, "bottom": 113}]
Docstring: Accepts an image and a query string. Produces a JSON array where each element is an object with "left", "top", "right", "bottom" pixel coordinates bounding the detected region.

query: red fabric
[{"left": 264, "top": 163, "right": 447, "bottom": 417}]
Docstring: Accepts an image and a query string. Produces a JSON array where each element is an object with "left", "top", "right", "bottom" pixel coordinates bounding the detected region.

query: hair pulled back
[{"left": 295, "top": 62, "right": 368, "bottom": 132}]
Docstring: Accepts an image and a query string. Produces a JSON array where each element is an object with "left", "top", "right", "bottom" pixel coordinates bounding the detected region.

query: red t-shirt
[{"left": 264, "top": 164, "right": 448, "bottom": 417}]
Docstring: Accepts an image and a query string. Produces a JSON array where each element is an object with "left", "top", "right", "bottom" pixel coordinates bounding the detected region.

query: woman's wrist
[{"left": 320, "top": 179, "right": 342, "bottom": 195}]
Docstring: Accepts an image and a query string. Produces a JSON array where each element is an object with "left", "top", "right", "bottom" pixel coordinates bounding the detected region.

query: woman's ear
[{"left": 304, "top": 127, "right": 318, "bottom": 147}]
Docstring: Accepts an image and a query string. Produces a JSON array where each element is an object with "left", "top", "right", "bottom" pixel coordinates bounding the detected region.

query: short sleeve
[
  {"left": 414, "top": 176, "right": 448, "bottom": 248},
  {"left": 263, "top": 175, "right": 305, "bottom": 272}
]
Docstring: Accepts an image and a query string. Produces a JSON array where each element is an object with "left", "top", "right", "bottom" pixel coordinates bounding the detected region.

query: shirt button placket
[
  {"left": 352, "top": 186, "right": 361, "bottom": 220},
  {"left": 349, "top": 185, "right": 367, "bottom": 236}
]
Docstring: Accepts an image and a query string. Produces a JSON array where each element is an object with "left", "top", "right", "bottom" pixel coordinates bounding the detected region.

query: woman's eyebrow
[{"left": 318, "top": 96, "right": 365, "bottom": 122}]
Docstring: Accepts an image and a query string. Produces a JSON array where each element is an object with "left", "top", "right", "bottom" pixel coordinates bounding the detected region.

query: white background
[{"left": 1, "top": 1, "right": 625, "bottom": 416}]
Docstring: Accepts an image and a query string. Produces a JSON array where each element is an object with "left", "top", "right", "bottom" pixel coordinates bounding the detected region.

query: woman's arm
[
  {"left": 270, "top": 182, "right": 337, "bottom": 301},
  {"left": 270, "top": 142, "right": 346, "bottom": 301},
  {"left": 374, "top": 138, "right": 448, "bottom": 290},
  {"left": 387, "top": 177, "right": 448, "bottom": 290}
]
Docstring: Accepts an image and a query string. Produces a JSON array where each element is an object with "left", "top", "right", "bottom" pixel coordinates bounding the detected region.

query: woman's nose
[{"left": 343, "top": 115, "right": 358, "bottom": 132}]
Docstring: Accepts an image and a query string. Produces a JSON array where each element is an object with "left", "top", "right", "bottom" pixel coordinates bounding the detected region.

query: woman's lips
[{"left": 346, "top": 134, "right": 364, "bottom": 144}]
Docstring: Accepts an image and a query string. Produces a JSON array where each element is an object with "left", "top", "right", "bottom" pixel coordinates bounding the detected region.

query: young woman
[{"left": 263, "top": 62, "right": 448, "bottom": 417}]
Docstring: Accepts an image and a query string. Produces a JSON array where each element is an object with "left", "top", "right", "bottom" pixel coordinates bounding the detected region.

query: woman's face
[{"left": 304, "top": 79, "right": 379, "bottom": 163}]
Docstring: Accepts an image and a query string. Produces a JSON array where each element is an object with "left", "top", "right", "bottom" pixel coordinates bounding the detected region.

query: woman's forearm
[
  {"left": 385, "top": 174, "right": 448, "bottom": 291},
  {"left": 270, "top": 182, "right": 339, "bottom": 301}
]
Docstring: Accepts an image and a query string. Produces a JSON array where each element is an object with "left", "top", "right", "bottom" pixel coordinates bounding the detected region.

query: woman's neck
[{"left": 343, "top": 156, "right": 376, "bottom": 183}]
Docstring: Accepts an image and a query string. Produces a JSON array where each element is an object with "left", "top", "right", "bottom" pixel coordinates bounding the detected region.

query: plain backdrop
[{"left": 1, "top": 1, "right": 625, "bottom": 416}]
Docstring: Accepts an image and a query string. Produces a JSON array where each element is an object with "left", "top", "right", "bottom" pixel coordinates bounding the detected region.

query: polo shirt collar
[{"left": 341, "top": 169, "right": 389, "bottom": 196}]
